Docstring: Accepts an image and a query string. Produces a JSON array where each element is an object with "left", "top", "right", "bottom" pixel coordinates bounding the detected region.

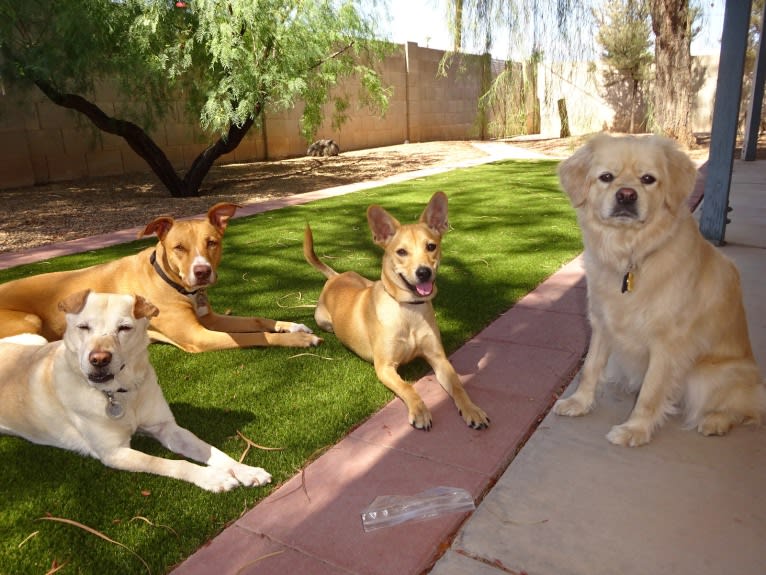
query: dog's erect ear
[
  {"left": 139, "top": 216, "right": 175, "bottom": 240},
  {"left": 367, "top": 205, "right": 400, "bottom": 247},
  {"left": 420, "top": 191, "right": 449, "bottom": 235},
  {"left": 558, "top": 138, "right": 598, "bottom": 207},
  {"left": 58, "top": 289, "right": 91, "bottom": 315},
  {"left": 133, "top": 295, "right": 160, "bottom": 320},
  {"left": 655, "top": 136, "right": 699, "bottom": 214},
  {"left": 207, "top": 202, "right": 241, "bottom": 233}
]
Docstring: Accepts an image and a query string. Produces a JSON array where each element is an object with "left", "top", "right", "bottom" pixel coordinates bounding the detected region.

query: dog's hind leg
[{"left": 685, "top": 360, "right": 766, "bottom": 436}]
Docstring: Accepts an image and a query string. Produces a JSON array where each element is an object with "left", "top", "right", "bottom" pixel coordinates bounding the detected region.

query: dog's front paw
[
  {"left": 553, "top": 394, "right": 594, "bottom": 417},
  {"left": 195, "top": 467, "right": 242, "bottom": 492},
  {"left": 275, "top": 321, "right": 313, "bottom": 334},
  {"left": 459, "top": 402, "right": 490, "bottom": 430},
  {"left": 230, "top": 463, "right": 272, "bottom": 487},
  {"left": 408, "top": 401, "right": 433, "bottom": 431},
  {"left": 606, "top": 422, "right": 652, "bottom": 447},
  {"left": 299, "top": 333, "right": 323, "bottom": 347}
]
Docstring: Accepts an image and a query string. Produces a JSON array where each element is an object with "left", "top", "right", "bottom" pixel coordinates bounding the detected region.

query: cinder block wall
[{"left": 0, "top": 44, "right": 718, "bottom": 190}]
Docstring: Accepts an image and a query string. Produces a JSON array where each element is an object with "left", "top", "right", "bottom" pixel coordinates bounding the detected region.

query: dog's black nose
[
  {"left": 416, "top": 266, "right": 432, "bottom": 282},
  {"left": 616, "top": 188, "right": 638, "bottom": 205},
  {"left": 89, "top": 350, "right": 112, "bottom": 367},
  {"left": 193, "top": 265, "right": 212, "bottom": 282}
]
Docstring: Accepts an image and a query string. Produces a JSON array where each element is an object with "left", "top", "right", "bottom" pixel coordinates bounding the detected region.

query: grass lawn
[{"left": 0, "top": 159, "right": 581, "bottom": 574}]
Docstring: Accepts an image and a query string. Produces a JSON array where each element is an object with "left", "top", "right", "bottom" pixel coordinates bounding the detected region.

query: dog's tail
[{"left": 303, "top": 224, "right": 338, "bottom": 279}]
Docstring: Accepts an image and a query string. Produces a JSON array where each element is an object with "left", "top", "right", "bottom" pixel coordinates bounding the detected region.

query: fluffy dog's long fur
[{"left": 553, "top": 134, "right": 765, "bottom": 446}]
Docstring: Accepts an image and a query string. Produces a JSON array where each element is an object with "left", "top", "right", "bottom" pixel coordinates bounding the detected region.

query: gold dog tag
[{"left": 621, "top": 271, "right": 635, "bottom": 294}]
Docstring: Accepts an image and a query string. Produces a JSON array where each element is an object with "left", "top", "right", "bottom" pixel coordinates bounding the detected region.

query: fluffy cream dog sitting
[{"left": 554, "top": 134, "right": 765, "bottom": 446}]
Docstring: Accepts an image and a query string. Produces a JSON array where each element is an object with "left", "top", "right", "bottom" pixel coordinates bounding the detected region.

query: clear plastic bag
[{"left": 361, "top": 486, "right": 475, "bottom": 532}]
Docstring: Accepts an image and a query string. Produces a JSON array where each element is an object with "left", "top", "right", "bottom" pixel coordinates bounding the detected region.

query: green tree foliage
[
  {"left": 595, "top": 0, "right": 653, "bottom": 133},
  {"left": 0, "top": 0, "right": 391, "bottom": 197}
]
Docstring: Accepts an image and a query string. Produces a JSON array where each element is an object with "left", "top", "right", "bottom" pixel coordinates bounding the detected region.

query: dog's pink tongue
[{"left": 416, "top": 281, "right": 434, "bottom": 296}]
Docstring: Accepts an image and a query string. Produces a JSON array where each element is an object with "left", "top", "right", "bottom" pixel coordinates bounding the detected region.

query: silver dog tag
[{"left": 104, "top": 391, "right": 125, "bottom": 419}]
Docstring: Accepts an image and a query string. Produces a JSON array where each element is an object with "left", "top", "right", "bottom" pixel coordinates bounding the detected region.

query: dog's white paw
[
  {"left": 277, "top": 322, "right": 313, "bottom": 334},
  {"left": 195, "top": 467, "right": 242, "bottom": 492},
  {"left": 230, "top": 463, "right": 272, "bottom": 487},
  {"left": 291, "top": 323, "right": 313, "bottom": 334},
  {"left": 553, "top": 394, "right": 594, "bottom": 417},
  {"left": 606, "top": 422, "right": 652, "bottom": 447}
]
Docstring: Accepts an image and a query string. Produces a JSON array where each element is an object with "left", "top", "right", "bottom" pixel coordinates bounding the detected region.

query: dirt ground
[{"left": 0, "top": 137, "right": 709, "bottom": 255}]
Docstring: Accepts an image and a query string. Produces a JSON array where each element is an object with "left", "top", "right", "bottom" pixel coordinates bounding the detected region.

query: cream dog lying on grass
[{"left": 0, "top": 289, "right": 271, "bottom": 492}]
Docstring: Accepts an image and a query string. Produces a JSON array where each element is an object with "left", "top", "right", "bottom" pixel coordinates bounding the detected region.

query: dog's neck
[
  {"left": 380, "top": 271, "right": 429, "bottom": 305},
  {"left": 150, "top": 251, "right": 202, "bottom": 296},
  {"left": 380, "top": 284, "right": 428, "bottom": 306}
]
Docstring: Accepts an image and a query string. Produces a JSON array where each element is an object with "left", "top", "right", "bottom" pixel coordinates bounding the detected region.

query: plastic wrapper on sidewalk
[{"left": 361, "top": 486, "right": 475, "bottom": 532}]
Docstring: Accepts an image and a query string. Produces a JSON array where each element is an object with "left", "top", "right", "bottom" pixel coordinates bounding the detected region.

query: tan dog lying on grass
[
  {"left": 554, "top": 134, "right": 765, "bottom": 446},
  {"left": 0, "top": 290, "right": 271, "bottom": 492},
  {"left": 0, "top": 202, "right": 321, "bottom": 352},
  {"left": 303, "top": 191, "right": 489, "bottom": 431}
]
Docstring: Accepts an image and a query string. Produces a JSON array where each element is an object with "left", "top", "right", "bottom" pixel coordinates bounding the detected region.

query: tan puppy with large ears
[
  {"left": 304, "top": 192, "right": 489, "bottom": 431},
  {"left": 0, "top": 290, "right": 271, "bottom": 491},
  {"left": 554, "top": 134, "right": 765, "bottom": 446}
]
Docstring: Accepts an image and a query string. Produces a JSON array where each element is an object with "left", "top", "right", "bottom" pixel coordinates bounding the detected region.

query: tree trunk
[
  {"left": 33, "top": 79, "right": 256, "bottom": 198},
  {"left": 649, "top": 0, "right": 694, "bottom": 146}
]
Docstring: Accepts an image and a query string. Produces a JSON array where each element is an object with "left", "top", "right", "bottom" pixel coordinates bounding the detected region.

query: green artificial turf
[{"left": 0, "top": 159, "right": 581, "bottom": 574}]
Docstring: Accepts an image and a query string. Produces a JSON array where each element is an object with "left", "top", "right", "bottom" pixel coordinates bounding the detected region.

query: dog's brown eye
[
  {"left": 426, "top": 243, "right": 437, "bottom": 252},
  {"left": 173, "top": 244, "right": 187, "bottom": 254},
  {"left": 396, "top": 248, "right": 408, "bottom": 257},
  {"left": 641, "top": 174, "right": 656, "bottom": 185},
  {"left": 207, "top": 240, "right": 218, "bottom": 249},
  {"left": 598, "top": 173, "right": 614, "bottom": 183}
]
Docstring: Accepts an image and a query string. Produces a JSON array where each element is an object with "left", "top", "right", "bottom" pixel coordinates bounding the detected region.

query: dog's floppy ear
[
  {"left": 207, "top": 202, "right": 241, "bottom": 234},
  {"left": 558, "top": 139, "right": 597, "bottom": 207},
  {"left": 133, "top": 295, "right": 159, "bottom": 320},
  {"left": 420, "top": 191, "right": 449, "bottom": 235},
  {"left": 138, "top": 216, "right": 174, "bottom": 240},
  {"left": 58, "top": 289, "right": 91, "bottom": 315},
  {"left": 367, "top": 205, "right": 400, "bottom": 247},
  {"left": 655, "top": 136, "right": 699, "bottom": 214}
]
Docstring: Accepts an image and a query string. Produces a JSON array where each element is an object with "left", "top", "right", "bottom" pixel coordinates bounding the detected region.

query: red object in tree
[{"left": 175, "top": 1, "right": 187, "bottom": 8}]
